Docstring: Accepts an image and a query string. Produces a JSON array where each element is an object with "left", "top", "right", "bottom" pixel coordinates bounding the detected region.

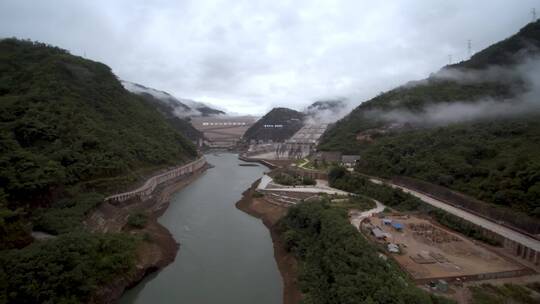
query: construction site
[
  {"left": 245, "top": 123, "right": 329, "bottom": 159},
  {"left": 361, "top": 215, "right": 531, "bottom": 284},
  {"left": 190, "top": 116, "right": 256, "bottom": 148},
  {"left": 241, "top": 155, "right": 540, "bottom": 302}
]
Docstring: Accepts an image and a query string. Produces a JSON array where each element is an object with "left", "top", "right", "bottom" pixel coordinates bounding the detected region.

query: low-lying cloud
[
  {"left": 303, "top": 99, "right": 357, "bottom": 124},
  {"left": 370, "top": 57, "right": 540, "bottom": 126},
  {"left": 1, "top": 0, "right": 537, "bottom": 115}
]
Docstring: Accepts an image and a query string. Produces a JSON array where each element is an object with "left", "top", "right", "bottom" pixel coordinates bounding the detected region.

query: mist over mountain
[
  {"left": 121, "top": 82, "right": 203, "bottom": 142},
  {"left": 366, "top": 57, "right": 540, "bottom": 127},
  {"left": 3, "top": 2, "right": 540, "bottom": 304},
  {"left": 121, "top": 81, "right": 225, "bottom": 118},
  {"left": 320, "top": 20, "right": 540, "bottom": 219},
  {"left": 322, "top": 21, "right": 540, "bottom": 145},
  {"left": 303, "top": 99, "right": 352, "bottom": 124}
]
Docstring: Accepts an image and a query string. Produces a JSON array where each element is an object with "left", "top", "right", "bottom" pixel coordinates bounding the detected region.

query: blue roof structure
[{"left": 392, "top": 222, "right": 404, "bottom": 230}]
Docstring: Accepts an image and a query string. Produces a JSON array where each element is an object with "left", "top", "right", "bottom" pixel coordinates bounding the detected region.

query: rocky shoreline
[
  {"left": 86, "top": 165, "right": 209, "bottom": 304},
  {"left": 235, "top": 180, "right": 302, "bottom": 304}
]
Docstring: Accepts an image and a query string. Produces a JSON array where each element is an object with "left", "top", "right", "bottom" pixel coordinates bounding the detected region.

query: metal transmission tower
[
  {"left": 533, "top": 8, "right": 537, "bottom": 22},
  {"left": 467, "top": 40, "right": 472, "bottom": 58},
  {"left": 448, "top": 54, "right": 453, "bottom": 65}
]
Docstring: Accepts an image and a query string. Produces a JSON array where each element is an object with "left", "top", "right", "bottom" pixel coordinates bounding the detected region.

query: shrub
[
  {"left": 301, "top": 176, "right": 316, "bottom": 185},
  {"left": 127, "top": 211, "right": 148, "bottom": 229},
  {"left": 273, "top": 173, "right": 297, "bottom": 186}
]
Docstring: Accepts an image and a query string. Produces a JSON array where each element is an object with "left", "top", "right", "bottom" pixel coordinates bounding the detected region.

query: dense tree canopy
[
  {"left": 0, "top": 232, "right": 137, "bottom": 303},
  {"left": 354, "top": 117, "right": 540, "bottom": 218},
  {"left": 0, "top": 39, "right": 197, "bottom": 205},
  {"left": 279, "top": 201, "right": 454, "bottom": 304},
  {"left": 319, "top": 21, "right": 540, "bottom": 218},
  {"left": 0, "top": 39, "right": 198, "bottom": 303}
]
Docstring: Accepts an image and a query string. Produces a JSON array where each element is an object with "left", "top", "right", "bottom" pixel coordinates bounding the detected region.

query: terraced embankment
[{"left": 86, "top": 157, "right": 208, "bottom": 303}]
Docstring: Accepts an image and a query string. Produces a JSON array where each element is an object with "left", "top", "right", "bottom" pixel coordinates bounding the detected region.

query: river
[{"left": 120, "top": 153, "right": 282, "bottom": 304}]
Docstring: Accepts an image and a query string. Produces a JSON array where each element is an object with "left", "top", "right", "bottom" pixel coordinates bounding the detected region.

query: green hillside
[
  {"left": 319, "top": 21, "right": 540, "bottom": 219},
  {"left": 134, "top": 91, "right": 204, "bottom": 142},
  {"left": 0, "top": 39, "right": 197, "bottom": 302},
  {"left": 0, "top": 38, "right": 196, "bottom": 207}
]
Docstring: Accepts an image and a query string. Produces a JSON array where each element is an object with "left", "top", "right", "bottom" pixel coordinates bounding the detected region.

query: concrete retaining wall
[
  {"left": 105, "top": 157, "right": 207, "bottom": 203},
  {"left": 413, "top": 268, "right": 535, "bottom": 285},
  {"left": 238, "top": 155, "right": 278, "bottom": 169}
]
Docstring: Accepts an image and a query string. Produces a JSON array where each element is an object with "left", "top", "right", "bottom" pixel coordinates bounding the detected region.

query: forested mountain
[
  {"left": 0, "top": 38, "right": 197, "bottom": 302},
  {"left": 122, "top": 81, "right": 225, "bottom": 117},
  {"left": 319, "top": 21, "right": 540, "bottom": 218},
  {"left": 122, "top": 82, "right": 204, "bottom": 142},
  {"left": 243, "top": 107, "right": 305, "bottom": 142}
]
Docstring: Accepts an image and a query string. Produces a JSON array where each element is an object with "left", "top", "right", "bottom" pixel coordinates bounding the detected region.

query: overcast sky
[{"left": 0, "top": 1, "right": 537, "bottom": 115}]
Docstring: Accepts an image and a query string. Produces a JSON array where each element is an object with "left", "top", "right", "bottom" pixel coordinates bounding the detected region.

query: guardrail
[
  {"left": 105, "top": 157, "right": 207, "bottom": 203},
  {"left": 358, "top": 173, "right": 540, "bottom": 240},
  {"left": 389, "top": 176, "right": 540, "bottom": 239}
]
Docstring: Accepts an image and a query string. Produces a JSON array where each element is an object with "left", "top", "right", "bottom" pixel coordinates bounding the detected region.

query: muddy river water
[{"left": 120, "top": 153, "right": 282, "bottom": 304}]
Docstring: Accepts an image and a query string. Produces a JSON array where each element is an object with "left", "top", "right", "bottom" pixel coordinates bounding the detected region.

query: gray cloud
[{"left": 0, "top": 0, "right": 537, "bottom": 115}]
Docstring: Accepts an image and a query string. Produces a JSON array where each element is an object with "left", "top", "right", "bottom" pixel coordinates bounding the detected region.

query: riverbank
[
  {"left": 86, "top": 164, "right": 209, "bottom": 304},
  {"left": 235, "top": 180, "right": 302, "bottom": 304}
]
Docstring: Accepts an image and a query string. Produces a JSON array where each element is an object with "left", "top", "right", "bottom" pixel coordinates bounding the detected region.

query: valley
[{"left": 1, "top": 4, "right": 540, "bottom": 304}]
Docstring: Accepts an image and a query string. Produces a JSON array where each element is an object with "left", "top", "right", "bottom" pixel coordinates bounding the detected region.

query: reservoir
[{"left": 120, "top": 153, "right": 282, "bottom": 304}]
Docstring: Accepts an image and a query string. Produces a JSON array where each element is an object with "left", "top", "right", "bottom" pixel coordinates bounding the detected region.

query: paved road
[
  {"left": 370, "top": 179, "right": 540, "bottom": 252},
  {"left": 266, "top": 187, "right": 349, "bottom": 195},
  {"left": 258, "top": 176, "right": 350, "bottom": 195}
]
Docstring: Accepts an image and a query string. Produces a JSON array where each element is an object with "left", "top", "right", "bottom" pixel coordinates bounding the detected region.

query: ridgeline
[{"left": 319, "top": 21, "right": 540, "bottom": 219}]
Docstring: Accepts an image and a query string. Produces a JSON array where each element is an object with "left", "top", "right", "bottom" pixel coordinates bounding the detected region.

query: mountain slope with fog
[
  {"left": 0, "top": 38, "right": 197, "bottom": 303},
  {"left": 122, "top": 81, "right": 225, "bottom": 117},
  {"left": 304, "top": 99, "right": 348, "bottom": 123},
  {"left": 121, "top": 82, "right": 203, "bottom": 142},
  {"left": 320, "top": 20, "right": 540, "bottom": 219}
]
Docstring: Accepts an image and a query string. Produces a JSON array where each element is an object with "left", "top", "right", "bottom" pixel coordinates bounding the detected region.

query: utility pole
[
  {"left": 533, "top": 8, "right": 537, "bottom": 22},
  {"left": 467, "top": 40, "right": 472, "bottom": 58}
]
